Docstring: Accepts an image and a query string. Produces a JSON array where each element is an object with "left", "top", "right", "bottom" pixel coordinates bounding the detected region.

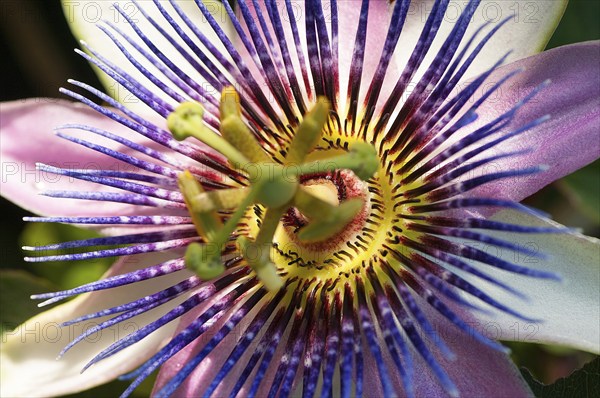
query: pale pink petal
[
  {"left": 336, "top": 1, "right": 400, "bottom": 111},
  {"left": 466, "top": 41, "right": 600, "bottom": 203},
  {"left": 358, "top": 297, "right": 533, "bottom": 398},
  {"left": 411, "top": 301, "right": 533, "bottom": 398},
  {"left": 154, "top": 291, "right": 533, "bottom": 398},
  {"left": 152, "top": 312, "right": 231, "bottom": 397},
  {"left": 0, "top": 99, "right": 174, "bottom": 218},
  {"left": 0, "top": 252, "right": 190, "bottom": 397}
]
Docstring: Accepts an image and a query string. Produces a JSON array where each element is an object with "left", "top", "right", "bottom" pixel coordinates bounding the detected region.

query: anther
[
  {"left": 219, "top": 87, "right": 271, "bottom": 164},
  {"left": 285, "top": 97, "right": 330, "bottom": 165},
  {"left": 294, "top": 187, "right": 364, "bottom": 243},
  {"left": 177, "top": 170, "right": 221, "bottom": 241},
  {"left": 248, "top": 164, "right": 298, "bottom": 208},
  {"left": 168, "top": 101, "right": 248, "bottom": 167},
  {"left": 184, "top": 242, "right": 225, "bottom": 280},
  {"left": 191, "top": 187, "right": 251, "bottom": 212},
  {"left": 237, "top": 236, "right": 283, "bottom": 291},
  {"left": 238, "top": 206, "right": 286, "bottom": 291}
]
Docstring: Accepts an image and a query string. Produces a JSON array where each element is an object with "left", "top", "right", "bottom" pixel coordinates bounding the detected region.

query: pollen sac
[
  {"left": 168, "top": 101, "right": 248, "bottom": 167},
  {"left": 237, "top": 236, "right": 283, "bottom": 291},
  {"left": 184, "top": 242, "right": 225, "bottom": 280},
  {"left": 219, "top": 88, "right": 271, "bottom": 164},
  {"left": 177, "top": 170, "right": 221, "bottom": 242},
  {"left": 166, "top": 102, "right": 205, "bottom": 141},
  {"left": 191, "top": 188, "right": 251, "bottom": 212},
  {"left": 285, "top": 98, "right": 331, "bottom": 165}
]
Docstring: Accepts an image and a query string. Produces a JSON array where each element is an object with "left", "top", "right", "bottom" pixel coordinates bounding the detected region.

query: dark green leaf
[
  {"left": 547, "top": 0, "right": 600, "bottom": 49},
  {"left": 559, "top": 160, "right": 600, "bottom": 224},
  {"left": 20, "top": 222, "right": 115, "bottom": 289},
  {"left": 522, "top": 357, "right": 600, "bottom": 398},
  {"left": 0, "top": 269, "right": 57, "bottom": 334}
]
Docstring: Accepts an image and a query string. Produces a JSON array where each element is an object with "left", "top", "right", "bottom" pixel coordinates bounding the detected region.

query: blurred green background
[{"left": 1, "top": 1, "right": 598, "bottom": 397}]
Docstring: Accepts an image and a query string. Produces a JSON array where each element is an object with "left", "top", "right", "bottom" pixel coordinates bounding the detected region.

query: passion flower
[{"left": 1, "top": 0, "right": 599, "bottom": 397}]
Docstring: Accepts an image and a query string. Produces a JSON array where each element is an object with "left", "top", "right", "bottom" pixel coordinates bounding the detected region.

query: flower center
[
  {"left": 269, "top": 143, "right": 399, "bottom": 283},
  {"left": 168, "top": 87, "right": 381, "bottom": 290}
]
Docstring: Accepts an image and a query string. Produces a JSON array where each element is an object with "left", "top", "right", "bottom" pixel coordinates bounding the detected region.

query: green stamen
[
  {"left": 220, "top": 87, "right": 272, "bottom": 164},
  {"left": 167, "top": 101, "right": 248, "bottom": 167},
  {"left": 210, "top": 184, "right": 259, "bottom": 251},
  {"left": 184, "top": 184, "right": 259, "bottom": 282},
  {"left": 184, "top": 242, "right": 225, "bottom": 280},
  {"left": 237, "top": 207, "right": 285, "bottom": 291},
  {"left": 294, "top": 186, "right": 338, "bottom": 219},
  {"left": 247, "top": 163, "right": 298, "bottom": 208},
  {"left": 292, "top": 142, "right": 379, "bottom": 180},
  {"left": 285, "top": 97, "right": 330, "bottom": 165},
  {"left": 191, "top": 187, "right": 251, "bottom": 212},
  {"left": 177, "top": 170, "right": 221, "bottom": 241}
]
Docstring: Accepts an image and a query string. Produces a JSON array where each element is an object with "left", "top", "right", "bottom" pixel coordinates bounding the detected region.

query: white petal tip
[{"left": 38, "top": 297, "right": 61, "bottom": 307}]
